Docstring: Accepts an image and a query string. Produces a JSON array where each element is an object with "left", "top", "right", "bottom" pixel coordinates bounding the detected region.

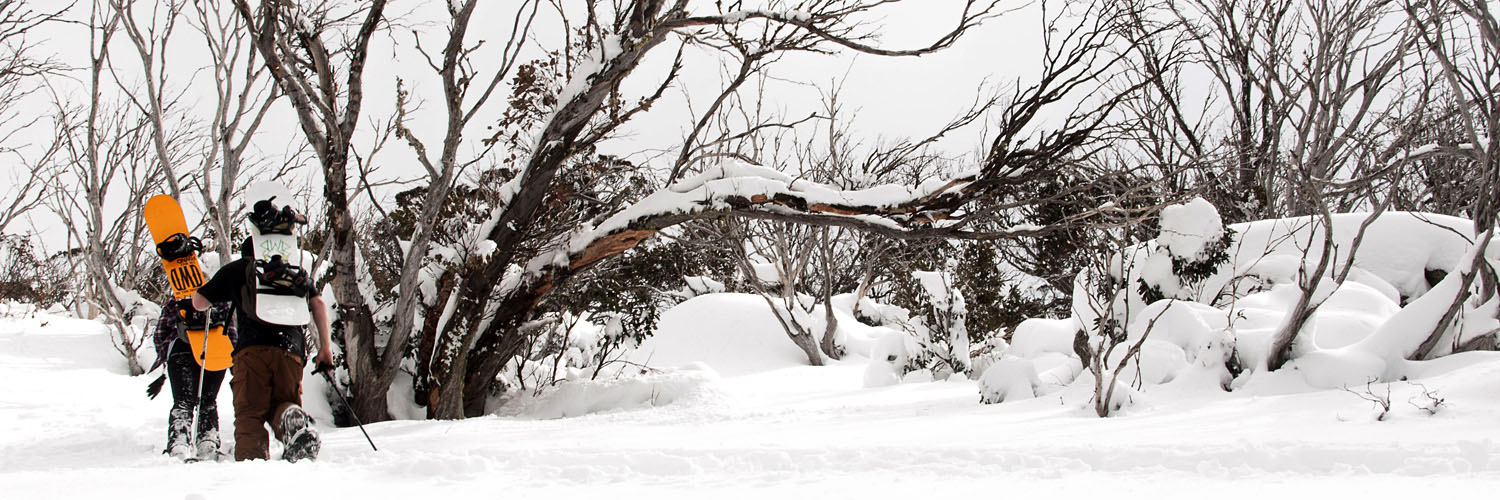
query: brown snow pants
[{"left": 229, "top": 345, "right": 304, "bottom": 461}]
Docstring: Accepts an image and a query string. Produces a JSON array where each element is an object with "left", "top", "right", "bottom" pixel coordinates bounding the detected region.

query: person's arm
[
  {"left": 193, "top": 259, "right": 239, "bottom": 311},
  {"left": 191, "top": 291, "right": 211, "bottom": 311},
  {"left": 309, "top": 294, "right": 334, "bottom": 367}
]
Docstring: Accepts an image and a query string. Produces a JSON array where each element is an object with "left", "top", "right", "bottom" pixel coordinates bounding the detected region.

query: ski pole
[
  {"left": 314, "top": 363, "right": 378, "bottom": 451},
  {"left": 187, "top": 301, "right": 210, "bottom": 459}
]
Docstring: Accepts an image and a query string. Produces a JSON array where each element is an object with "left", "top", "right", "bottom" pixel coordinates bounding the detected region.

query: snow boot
[
  {"left": 195, "top": 428, "right": 221, "bottom": 462},
  {"left": 278, "top": 405, "right": 320, "bottom": 463},
  {"left": 165, "top": 407, "right": 193, "bottom": 461},
  {"left": 168, "top": 443, "right": 193, "bottom": 461}
]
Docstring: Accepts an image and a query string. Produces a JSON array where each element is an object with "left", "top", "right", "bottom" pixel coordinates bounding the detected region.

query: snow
[
  {"left": 912, "top": 270, "right": 952, "bottom": 305},
  {"left": 5, "top": 276, "right": 1500, "bottom": 497},
  {"left": 1158, "top": 197, "right": 1225, "bottom": 259},
  {"left": 749, "top": 262, "right": 780, "bottom": 284},
  {"left": 1228, "top": 212, "right": 1474, "bottom": 298},
  {"left": 863, "top": 331, "right": 908, "bottom": 387},
  {"left": 624, "top": 294, "right": 814, "bottom": 376},
  {"left": 977, "top": 356, "right": 1041, "bottom": 403},
  {"left": 720, "top": 9, "right": 815, "bottom": 24}
]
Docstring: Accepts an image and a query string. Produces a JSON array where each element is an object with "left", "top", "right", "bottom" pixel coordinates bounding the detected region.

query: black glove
[
  {"left": 313, "top": 361, "right": 337, "bottom": 376},
  {"left": 145, "top": 374, "right": 166, "bottom": 399}
]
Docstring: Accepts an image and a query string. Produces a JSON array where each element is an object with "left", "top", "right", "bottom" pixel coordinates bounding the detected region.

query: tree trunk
[
  {"left": 430, "top": 330, "right": 474, "bottom": 419},
  {"left": 820, "top": 298, "right": 840, "bottom": 360},
  {"left": 324, "top": 143, "right": 392, "bottom": 422},
  {"left": 233, "top": 0, "right": 392, "bottom": 423},
  {"left": 1412, "top": 230, "right": 1495, "bottom": 360},
  {"left": 761, "top": 294, "right": 824, "bottom": 366},
  {"left": 1266, "top": 218, "right": 1337, "bottom": 371},
  {"left": 792, "top": 330, "right": 825, "bottom": 366}
]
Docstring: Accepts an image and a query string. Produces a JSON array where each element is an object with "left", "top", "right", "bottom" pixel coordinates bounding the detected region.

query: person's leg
[
  {"left": 267, "top": 349, "right": 305, "bottom": 440},
  {"left": 229, "top": 346, "right": 275, "bottom": 461},
  {"left": 195, "top": 366, "right": 227, "bottom": 459},
  {"left": 266, "top": 349, "right": 317, "bottom": 461},
  {"left": 164, "top": 340, "right": 196, "bottom": 458}
]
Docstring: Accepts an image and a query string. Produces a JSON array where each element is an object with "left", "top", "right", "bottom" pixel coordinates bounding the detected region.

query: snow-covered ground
[{"left": 2, "top": 294, "right": 1499, "bottom": 499}]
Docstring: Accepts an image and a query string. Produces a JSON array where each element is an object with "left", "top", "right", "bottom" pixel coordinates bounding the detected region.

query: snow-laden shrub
[
  {"left": 681, "top": 275, "right": 726, "bottom": 298},
  {"left": 494, "top": 239, "right": 736, "bottom": 395},
  {"left": 501, "top": 308, "right": 665, "bottom": 397},
  {"left": 1139, "top": 197, "right": 1235, "bottom": 305},
  {"left": 983, "top": 200, "right": 1493, "bottom": 414},
  {"left": 967, "top": 336, "right": 1009, "bottom": 379},
  {"left": 900, "top": 271, "right": 970, "bottom": 379},
  {"left": 1083, "top": 202, "right": 1475, "bottom": 332},
  {"left": 863, "top": 331, "right": 909, "bottom": 388},
  {"left": 1008, "top": 317, "right": 1078, "bottom": 358},
  {"left": 976, "top": 318, "right": 1085, "bottom": 404}
]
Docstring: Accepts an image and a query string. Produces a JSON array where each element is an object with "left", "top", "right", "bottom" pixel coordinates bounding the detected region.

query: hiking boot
[
  {"left": 165, "top": 407, "right": 192, "bottom": 460},
  {"left": 167, "top": 443, "right": 193, "bottom": 461},
  {"left": 283, "top": 426, "right": 320, "bottom": 463},
  {"left": 195, "top": 429, "right": 221, "bottom": 462},
  {"left": 278, "top": 405, "right": 320, "bottom": 463}
]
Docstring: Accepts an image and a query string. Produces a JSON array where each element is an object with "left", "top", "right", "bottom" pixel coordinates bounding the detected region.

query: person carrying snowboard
[
  {"left": 191, "top": 200, "right": 333, "bottom": 463},
  {"left": 146, "top": 298, "right": 236, "bottom": 461}
]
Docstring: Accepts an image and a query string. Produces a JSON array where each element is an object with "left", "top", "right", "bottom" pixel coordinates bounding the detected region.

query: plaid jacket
[{"left": 149, "top": 299, "right": 237, "bottom": 372}]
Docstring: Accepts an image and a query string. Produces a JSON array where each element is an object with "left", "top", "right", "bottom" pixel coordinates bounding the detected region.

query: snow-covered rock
[
  {"left": 1008, "top": 317, "right": 1077, "bottom": 358},
  {"left": 978, "top": 356, "right": 1041, "bottom": 404}
]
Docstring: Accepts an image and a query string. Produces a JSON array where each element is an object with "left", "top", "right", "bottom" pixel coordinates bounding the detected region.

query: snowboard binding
[
  {"left": 155, "top": 233, "right": 203, "bottom": 261},
  {"left": 256, "top": 255, "right": 314, "bottom": 297},
  {"left": 249, "top": 197, "right": 307, "bottom": 235},
  {"left": 174, "top": 299, "right": 229, "bottom": 329}
]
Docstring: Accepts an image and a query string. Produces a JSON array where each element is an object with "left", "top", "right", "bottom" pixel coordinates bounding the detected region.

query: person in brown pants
[{"left": 194, "top": 231, "right": 332, "bottom": 462}]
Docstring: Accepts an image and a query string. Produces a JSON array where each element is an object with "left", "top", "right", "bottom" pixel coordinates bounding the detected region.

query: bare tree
[
  {"left": 111, "top": 0, "right": 190, "bottom": 200},
  {"left": 1118, "top": 0, "right": 1432, "bottom": 370},
  {"left": 186, "top": 0, "right": 283, "bottom": 257},
  {"left": 230, "top": 0, "right": 391, "bottom": 420},
  {"left": 1161, "top": 0, "right": 1300, "bottom": 222},
  {"left": 1260, "top": 0, "right": 1419, "bottom": 370},
  {"left": 0, "top": 0, "right": 68, "bottom": 234},
  {"left": 234, "top": 0, "right": 1166, "bottom": 420},
  {"left": 46, "top": 3, "right": 166, "bottom": 375},
  {"left": 723, "top": 218, "right": 830, "bottom": 365},
  {"left": 385, "top": 0, "right": 546, "bottom": 420},
  {"left": 1404, "top": 0, "right": 1500, "bottom": 358},
  {"left": 1071, "top": 228, "right": 1156, "bottom": 417}
]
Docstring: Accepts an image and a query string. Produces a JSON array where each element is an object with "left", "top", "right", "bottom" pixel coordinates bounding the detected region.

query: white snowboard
[{"left": 245, "top": 181, "right": 311, "bottom": 326}]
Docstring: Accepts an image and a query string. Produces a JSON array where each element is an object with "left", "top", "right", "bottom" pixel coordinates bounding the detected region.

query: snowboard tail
[{"left": 186, "top": 326, "right": 233, "bottom": 371}]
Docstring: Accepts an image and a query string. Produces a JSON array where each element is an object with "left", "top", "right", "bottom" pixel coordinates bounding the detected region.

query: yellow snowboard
[{"left": 144, "top": 195, "right": 233, "bottom": 371}]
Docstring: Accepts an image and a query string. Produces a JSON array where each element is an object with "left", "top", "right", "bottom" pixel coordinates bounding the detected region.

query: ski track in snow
[{"left": 3, "top": 311, "right": 1500, "bottom": 498}]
